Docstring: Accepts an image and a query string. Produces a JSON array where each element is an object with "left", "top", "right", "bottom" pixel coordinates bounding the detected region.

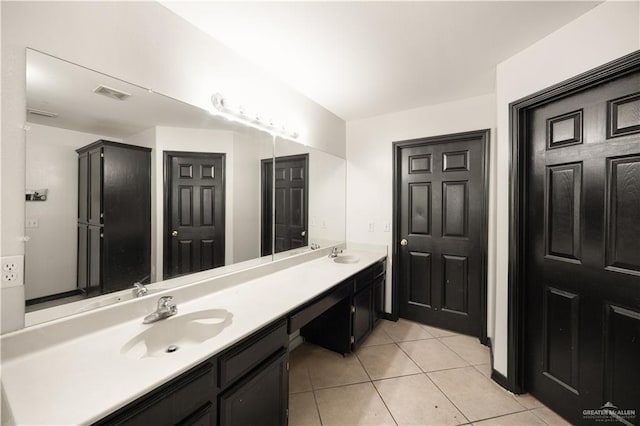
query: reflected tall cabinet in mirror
[{"left": 76, "top": 140, "right": 151, "bottom": 296}]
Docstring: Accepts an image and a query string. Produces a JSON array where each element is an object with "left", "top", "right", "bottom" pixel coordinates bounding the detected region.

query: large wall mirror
[{"left": 23, "top": 48, "right": 346, "bottom": 326}]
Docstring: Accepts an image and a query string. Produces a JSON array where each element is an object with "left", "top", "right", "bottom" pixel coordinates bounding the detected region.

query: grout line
[
  {"left": 420, "top": 371, "right": 472, "bottom": 425},
  {"left": 467, "top": 407, "right": 532, "bottom": 424},
  {"left": 353, "top": 343, "right": 399, "bottom": 426},
  {"left": 310, "top": 386, "right": 323, "bottom": 426},
  {"left": 394, "top": 342, "right": 471, "bottom": 424}
]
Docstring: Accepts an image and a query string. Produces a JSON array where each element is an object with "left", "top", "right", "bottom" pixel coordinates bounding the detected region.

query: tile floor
[{"left": 288, "top": 319, "right": 570, "bottom": 426}]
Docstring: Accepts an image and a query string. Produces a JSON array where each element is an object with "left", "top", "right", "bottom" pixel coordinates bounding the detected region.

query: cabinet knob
[
  {"left": 171, "top": 230, "right": 178, "bottom": 237},
  {"left": 400, "top": 238, "right": 408, "bottom": 246}
]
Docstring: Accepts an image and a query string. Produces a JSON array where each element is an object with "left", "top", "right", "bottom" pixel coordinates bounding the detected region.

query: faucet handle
[{"left": 158, "top": 296, "right": 174, "bottom": 308}]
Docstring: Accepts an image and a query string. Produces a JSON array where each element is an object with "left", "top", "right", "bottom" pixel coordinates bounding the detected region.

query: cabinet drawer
[
  {"left": 95, "top": 362, "right": 214, "bottom": 426},
  {"left": 218, "top": 319, "right": 287, "bottom": 389},
  {"left": 372, "top": 260, "right": 386, "bottom": 279},
  {"left": 354, "top": 267, "right": 374, "bottom": 293},
  {"left": 288, "top": 281, "right": 352, "bottom": 332}
]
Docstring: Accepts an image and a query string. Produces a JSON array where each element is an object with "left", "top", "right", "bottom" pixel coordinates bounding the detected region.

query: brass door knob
[
  {"left": 400, "top": 238, "right": 408, "bottom": 246},
  {"left": 171, "top": 230, "right": 178, "bottom": 237},
  {"left": 301, "top": 230, "right": 306, "bottom": 237}
]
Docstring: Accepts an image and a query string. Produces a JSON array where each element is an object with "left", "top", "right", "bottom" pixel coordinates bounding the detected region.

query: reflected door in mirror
[
  {"left": 164, "top": 152, "right": 225, "bottom": 279},
  {"left": 262, "top": 155, "right": 308, "bottom": 255}
]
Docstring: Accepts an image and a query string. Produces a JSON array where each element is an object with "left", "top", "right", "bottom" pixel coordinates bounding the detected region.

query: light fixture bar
[{"left": 211, "top": 93, "right": 299, "bottom": 140}]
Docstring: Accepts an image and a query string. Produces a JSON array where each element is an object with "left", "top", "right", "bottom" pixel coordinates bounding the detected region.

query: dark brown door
[
  {"left": 164, "top": 152, "right": 225, "bottom": 278},
  {"left": 525, "top": 69, "right": 640, "bottom": 423},
  {"left": 396, "top": 130, "right": 488, "bottom": 337},
  {"left": 262, "top": 154, "right": 308, "bottom": 255}
]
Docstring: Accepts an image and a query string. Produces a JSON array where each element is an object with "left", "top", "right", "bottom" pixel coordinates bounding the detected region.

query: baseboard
[
  {"left": 491, "top": 368, "right": 511, "bottom": 391},
  {"left": 26, "top": 289, "right": 83, "bottom": 306},
  {"left": 381, "top": 312, "right": 397, "bottom": 321}
]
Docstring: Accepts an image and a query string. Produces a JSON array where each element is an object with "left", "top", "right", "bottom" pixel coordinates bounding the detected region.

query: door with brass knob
[{"left": 394, "top": 130, "right": 489, "bottom": 338}]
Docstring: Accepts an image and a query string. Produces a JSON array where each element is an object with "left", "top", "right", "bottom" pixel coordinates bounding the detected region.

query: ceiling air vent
[
  {"left": 93, "top": 85, "right": 131, "bottom": 101},
  {"left": 27, "top": 108, "right": 58, "bottom": 118}
]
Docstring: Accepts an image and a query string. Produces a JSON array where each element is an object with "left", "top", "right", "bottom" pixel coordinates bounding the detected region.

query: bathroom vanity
[{"left": 1, "top": 248, "right": 387, "bottom": 425}]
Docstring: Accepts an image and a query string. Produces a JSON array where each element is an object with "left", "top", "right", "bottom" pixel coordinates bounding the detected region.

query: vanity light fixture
[{"left": 211, "top": 93, "right": 299, "bottom": 141}]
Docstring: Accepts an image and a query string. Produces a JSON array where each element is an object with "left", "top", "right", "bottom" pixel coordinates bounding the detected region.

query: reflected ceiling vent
[
  {"left": 93, "top": 85, "right": 131, "bottom": 101},
  {"left": 27, "top": 108, "right": 58, "bottom": 118}
]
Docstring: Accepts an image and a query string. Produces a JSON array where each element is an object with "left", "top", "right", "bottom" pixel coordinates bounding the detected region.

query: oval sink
[
  {"left": 333, "top": 255, "right": 360, "bottom": 264},
  {"left": 121, "top": 309, "right": 233, "bottom": 359}
]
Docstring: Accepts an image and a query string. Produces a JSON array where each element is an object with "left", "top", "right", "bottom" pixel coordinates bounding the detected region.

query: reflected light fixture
[{"left": 211, "top": 93, "right": 299, "bottom": 141}]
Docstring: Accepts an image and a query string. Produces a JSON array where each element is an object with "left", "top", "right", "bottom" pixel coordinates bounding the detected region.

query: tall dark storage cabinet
[{"left": 77, "top": 140, "right": 151, "bottom": 296}]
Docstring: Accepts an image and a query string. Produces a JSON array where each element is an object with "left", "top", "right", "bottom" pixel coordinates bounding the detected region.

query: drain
[{"left": 166, "top": 345, "right": 179, "bottom": 353}]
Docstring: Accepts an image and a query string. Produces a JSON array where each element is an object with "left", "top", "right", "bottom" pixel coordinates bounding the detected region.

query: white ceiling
[
  {"left": 162, "top": 1, "right": 601, "bottom": 121},
  {"left": 26, "top": 49, "right": 254, "bottom": 139}
]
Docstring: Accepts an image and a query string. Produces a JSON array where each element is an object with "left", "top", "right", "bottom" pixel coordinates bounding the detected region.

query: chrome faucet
[
  {"left": 143, "top": 296, "right": 178, "bottom": 324},
  {"left": 328, "top": 247, "right": 343, "bottom": 258},
  {"left": 132, "top": 282, "right": 148, "bottom": 298}
]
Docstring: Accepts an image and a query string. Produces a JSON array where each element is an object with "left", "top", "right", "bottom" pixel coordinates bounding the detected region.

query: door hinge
[
  {"left": 100, "top": 213, "right": 104, "bottom": 219},
  {"left": 351, "top": 305, "right": 356, "bottom": 313},
  {"left": 100, "top": 233, "right": 104, "bottom": 238},
  {"left": 286, "top": 408, "right": 289, "bottom": 418},
  {"left": 350, "top": 336, "right": 355, "bottom": 344},
  {"left": 286, "top": 361, "right": 289, "bottom": 371},
  {"left": 100, "top": 152, "right": 104, "bottom": 158}
]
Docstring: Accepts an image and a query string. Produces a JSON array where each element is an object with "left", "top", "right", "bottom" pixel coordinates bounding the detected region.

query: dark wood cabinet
[
  {"left": 298, "top": 258, "right": 387, "bottom": 353},
  {"left": 77, "top": 140, "right": 151, "bottom": 296},
  {"left": 95, "top": 319, "right": 288, "bottom": 426},
  {"left": 219, "top": 350, "right": 288, "bottom": 426},
  {"left": 353, "top": 286, "right": 372, "bottom": 347}
]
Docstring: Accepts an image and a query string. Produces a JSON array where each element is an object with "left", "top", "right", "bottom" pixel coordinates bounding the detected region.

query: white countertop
[{"left": 1, "top": 248, "right": 386, "bottom": 425}]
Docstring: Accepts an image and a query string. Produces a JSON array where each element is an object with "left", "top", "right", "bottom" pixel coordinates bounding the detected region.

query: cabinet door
[
  {"left": 88, "top": 225, "right": 102, "bottom": 294},
  {"left": 77, "top": 225, "right": 88, "bottom": 292},
  {"left": 88, "top": 147, "right": 103, "bottom": 226},
  {"left": 353, "top": 287, "right": 372, "bottom": 347},
  {"left": 219, "top": 350, "right": 288, "bottom": 426},
  {"left": 78, "top": 152, "right": 89, "bottom": 223},
  {"left": 373, "top": 276, "right": 385, "bottom": 324}
]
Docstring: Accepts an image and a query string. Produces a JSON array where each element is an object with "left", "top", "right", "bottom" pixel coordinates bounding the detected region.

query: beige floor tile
[
  {"left": 315, "top": 382, "right": 396, "bottom": 426},
  {"left": 473, "top": 411, "right": 545, "bottom": 425},
  {"left": 306, "top": 346, "right": 370, "bottom": 389},
  {"left": 357, "top": 343, "right": 421, "bottom": 380},
  {"left": 440, "top": 335, "right": 490, "bottom": 365},
  {"left": 399, "top": 339, "right": 469, "bottom": 372},
  {"left": 421, "top": 324, "right": 459, "bottom": 337},
  {"left": 428, "top": 367, "right": 525, "bottom": 422},
  {"left": 530, "top": 407, "right": 572, "bottom": 426},
  {"left": 380, "top": 318, "right": 435, "bottom": 342},
  {"left": 511, "top": 393, "right": 544, "bottom": 410},
  {"left": 374, "top": 374, "right": 467, "bottom": 425},
  {"left": 289, "top": 361, "right": 313, "bottom": 394},
  {"left": 289, "top": 392, "right": 321, "bottom": 426},
  {"left": 360, "top": 325, "right": 395, "bottom": 347},
  {"left": 473, "top": 364, "right": 492, "bottom": 378}
]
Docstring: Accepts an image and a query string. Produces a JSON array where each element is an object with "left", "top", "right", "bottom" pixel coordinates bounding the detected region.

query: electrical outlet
[
  {"left": 368, "top": 222, "right": 375, "bottom": 232},
  {"left": 25, "top": 217, "right": 39, "bottom": 228},
  {"left": 384, "top": 222, "right": 391, "bottom": 232},
  {"left": 1, "top": 256, "right": 24, "bottom": 286}
]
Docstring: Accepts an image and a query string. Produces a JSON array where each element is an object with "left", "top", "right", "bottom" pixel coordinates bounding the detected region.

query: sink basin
[
  {"left": 121, "top": 309, "right": 233, "bottom": 359},
  {"left": 333, "top": 255, "right": 360, "bottom": 264}
]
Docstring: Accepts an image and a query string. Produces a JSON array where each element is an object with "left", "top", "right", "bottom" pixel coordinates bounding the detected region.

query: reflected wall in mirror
[
  {"left": 271, "top": 137, "right": 346, "bottom": 257},
  {"left": 25, "top": 48, "right": 274, "bottom": 315}
]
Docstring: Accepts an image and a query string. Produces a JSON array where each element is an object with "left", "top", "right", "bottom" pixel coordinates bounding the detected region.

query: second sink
[
  {"left": 333, "top": 255, "right": 360, "bottom": 264},
  {"left": 121, "top": 309, "right": 233, "bottom": 359}
]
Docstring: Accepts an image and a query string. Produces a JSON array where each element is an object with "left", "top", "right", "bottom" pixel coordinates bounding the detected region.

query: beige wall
[{"left": 346, "top": 93, "right": 497, "bottom": 323}]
